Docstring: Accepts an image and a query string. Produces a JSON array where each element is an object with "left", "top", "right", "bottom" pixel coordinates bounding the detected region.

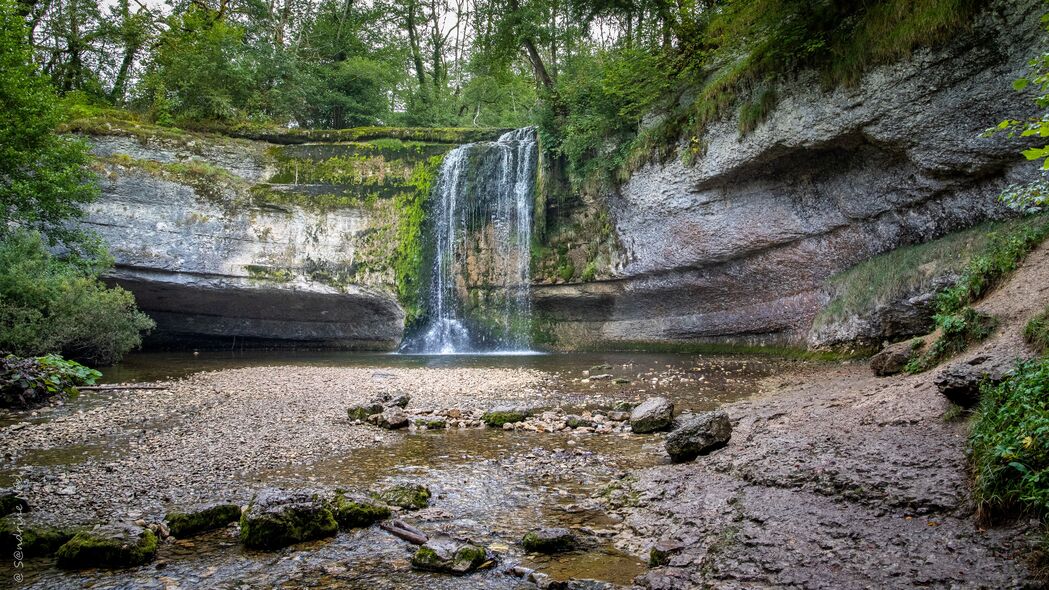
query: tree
[{"left": 0, "top": 0, "right": 98, "bottom": 250}]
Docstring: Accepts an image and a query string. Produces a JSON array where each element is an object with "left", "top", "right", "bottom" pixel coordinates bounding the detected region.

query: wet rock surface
[
  {"left": 663, "top": 410, "right": 731, "bottom": 463},
  {"left": 523, "top": 527, "right": 577, "bottom": 554},
  {"left": 613, "top": 363, "right": 1035, "bottom": 588},
  {"left": 410, "top": 534, "right": 492, "bottom": 574},
  {"left": 165, "top": 503, "right": 241, "bottom": 538}
]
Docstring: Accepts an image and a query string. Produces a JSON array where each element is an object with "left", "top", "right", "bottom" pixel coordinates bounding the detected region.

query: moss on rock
[
  {"left": 165, "top": 503, "right": 242, "bottom": 538},
  {"left": 522, "top": 527, "right": 576, "bottom": 554},
  {"left": 482, "top": 408, "right": 529, "bottom": 427},
  {"left": 239, "top": 489, "right": 339, "bottom": 550},
  {"left": 375, "top": 483, "right": 431, "bottom": 510},
  {"left": 54, "top": 524, "right": 158, "bottom": 569},
  {"left": 332, "top": 492, "right": 390, "bottom": 528},
  {"left": 0, "top": 517, "right": 77, "bottom": 557}
]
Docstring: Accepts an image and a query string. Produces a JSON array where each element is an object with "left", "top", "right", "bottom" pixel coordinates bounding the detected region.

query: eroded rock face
[
  {"left": 83, "top": 134, "right": 417, "bottom": 350},
  {"left": 534, "top": 0, "right": 1043, "bottom": 349}
]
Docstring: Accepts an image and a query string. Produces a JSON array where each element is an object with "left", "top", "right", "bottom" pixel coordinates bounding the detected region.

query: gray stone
[
  {"left": 239, "top": 488, "right": 338, "bottom": 550},
  {"left": 630, "top": 397, "right": 675, "bottom": 433},
  {"left": 55, "top": 523, "right": 158, "bottom": 569},
  {"left": 934, "top": 355, "right": 1015, "bottom": 407},
  {"left": 665, "top": 411, "right": 732, "bottom": 462},
  {"left": 410, "top": 534, "right": 490, "bottom": 574},
  {"left": 368, "top": 407, "right": 409, "bottom": 430},
  {"left": 522, "top": 527, "right": 576, "bottom": 553},
  {"left": 870, "top": 340, "right": 919, "bottom": 377}
]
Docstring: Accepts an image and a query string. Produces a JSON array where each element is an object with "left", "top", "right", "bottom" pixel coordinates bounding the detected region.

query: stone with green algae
[
  {"left": 411, "top": 534, "right": 491, "bottom": 574},
  {"left": 165, "top": 503, "right": 242, "bottom": 538},
  {"left": 239, "top": 488, "right": 338, "bottom": 550},
  {"left": 375, "top": 483, "right": 431, "bottom": 510},
  {"left": 332, "top": 492, "right": 390, "bottom": 528},
  {"left": 54, "top": 524, "right": 157, "bottom": 569}
]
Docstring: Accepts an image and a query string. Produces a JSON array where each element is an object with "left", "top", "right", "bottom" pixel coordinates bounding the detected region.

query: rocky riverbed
[{"left": 0, "top": 350, "right": 1040, "bottom": 588}]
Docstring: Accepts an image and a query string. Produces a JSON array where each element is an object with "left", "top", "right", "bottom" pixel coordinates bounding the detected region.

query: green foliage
[
  {"left": 936, "top": 217, "right": 1049, "bottom": 317},
  {"left": 1025, "top": 306, "right": 1049, "bottom": 353},
  {"left": 985, "top": 10, "right": 1049, "bottom": 212},
  {"left": 813, "top": 217, "right": 1048, "bottom": 335},
  {"left": 0, "top": 0, "right": 98, "bottom": 250},
  {"left": 905, "top": 307, "right": 997, "bottom": 373},
  {"left": 0, "top": 231, "right": 155, "bottom": 365},
  {"left": 393, "top": 156, "right": 442, "bottom": 326},
  {"left": 0, "top": 354, "right": 99, "bottom": 409},
  {"left": 970, "top": 359, "right": 1049, "bottom": 519}
]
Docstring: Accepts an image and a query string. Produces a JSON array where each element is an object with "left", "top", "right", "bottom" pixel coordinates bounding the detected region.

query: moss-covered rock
[
  {"left": 332, "top": 492, "right": 390, "bottom": 528},
  {"left": 239, "top": 489, "right": 338, "bottom": 550},
  {"left": 375, "top": 483, "right": 431, "bottom": 510},
  {"left": 415, "top": 418, "right": 447, "bottom": 429},
  {"left": 411, "top": 535, "right": 491, "bottom": 574},
  {"left": 0, "top": 491, "right": 29, "bottom": 517},
  {"left": 0, "top": 517, "right": 77, "bottom": 556},
  {"left": 54, "top": 524, "right": 158, "bottom": 569},
  {"left": 347, "top": 400, "right": 386, "bottom": 421},
  {"left": 522, "top": 527, "right": 576, "bottom": 554},
  {"left": 165, "top": 503, "right": 242, "bottom": 538},
  {"left": 482, "top": 406, "right": 530, "bottom": 427}
]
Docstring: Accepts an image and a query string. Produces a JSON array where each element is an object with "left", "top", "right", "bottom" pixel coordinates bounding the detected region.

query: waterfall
[{"left": 400, "top": 128, "right": 538, "bottom": 354}]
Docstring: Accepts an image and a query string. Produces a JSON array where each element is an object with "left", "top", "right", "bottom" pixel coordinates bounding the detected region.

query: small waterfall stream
[{"left": 401, "top": 128, "right": 538, "bottom": 354}]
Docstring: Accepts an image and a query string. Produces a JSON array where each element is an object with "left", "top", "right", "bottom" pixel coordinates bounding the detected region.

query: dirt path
[{"left": 613, "top": 243, "right": 1049, "bottom": 589}]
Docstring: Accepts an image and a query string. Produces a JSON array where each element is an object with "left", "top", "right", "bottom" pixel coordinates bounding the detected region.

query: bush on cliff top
[
  {"left": 971, "top": 359, "right": 1049, "bottom": 520},
  {"left": 0, "top": 231, "right": 155, "bottom": 365}
]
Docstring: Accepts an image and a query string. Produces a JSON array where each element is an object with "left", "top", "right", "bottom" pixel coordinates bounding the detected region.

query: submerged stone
[
  {"left": 332, "top": 492, "right": 390, "bottom": 528},
  {"left": 165, "top": 503, "right": 242, "bottom": 538},
  {"left": 55, "top": 523, "right": 157, "bottom": 569},
  {"left": 522, "top": 527, "right": 576, "bottom": 553},
  {"left": 665, "top": 411, "right": 732, "bottom": 462},
  {"left": 630, "top": 397, "right": 674, "bottom": 433},
  {"left": 376, "top": 483, "right": 431, "bottom": 510},
  {"left": 411, "top": 534, "right": 491, "bottom": 574},
  {"left": 239, "top": 488, "right": 338, "bottom": 550}
]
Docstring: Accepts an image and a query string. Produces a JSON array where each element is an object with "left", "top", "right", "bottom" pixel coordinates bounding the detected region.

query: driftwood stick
[
  {"left": 77, "top": 385, "right": 169, "bottom": 391},
  {"left": 380, "top": 519, "right": 428, "bottom": 545}
]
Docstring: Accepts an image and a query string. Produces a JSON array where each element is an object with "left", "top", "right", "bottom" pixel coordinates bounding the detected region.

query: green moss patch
[
  {"left": 55, "top": 525, "right": 157, "bottom": 569},
  {"left": 165, "top": 504, "right": 242, "bottom": 538},
  {"left": 332, "top": 493, "right": 390, "bottom": 528},
  {"left": 482, "top": 410, "right": 529, "bottom": 427},
  {"left": 239, "top": 491, "right": 339, "bottom": 550},
  {"left": 374, "top": 483, "right": 431, "bottom": 511},
  {"left": 0, "top": 517, "right": 78, "bottom": 557},
  {"left": 522, "top": 528, "right": 576, "bottom": 553},
  {"left": 393, "top": 156, "right": 442, "bottom": 325}
]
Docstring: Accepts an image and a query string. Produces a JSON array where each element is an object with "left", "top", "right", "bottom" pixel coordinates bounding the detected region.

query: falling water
[{"left": 400, "top": 128, "right": 538, "bottom": 354}]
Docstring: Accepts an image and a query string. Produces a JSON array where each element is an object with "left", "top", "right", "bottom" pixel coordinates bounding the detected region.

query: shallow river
[{"left": 5, "top": 351, "right": 803, "bottom": 589}]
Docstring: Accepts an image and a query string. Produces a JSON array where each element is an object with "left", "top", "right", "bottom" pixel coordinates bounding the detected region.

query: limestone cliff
[
  {"left": 533, "top": 0, "right": 1046, "bottom": 349},
  {"left": 78, "top": 124, "right": 500, "bottom": 350}
]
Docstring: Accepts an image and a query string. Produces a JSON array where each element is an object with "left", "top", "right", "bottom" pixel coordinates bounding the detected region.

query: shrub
[
  {"left": 0, "top": 354, "right": 100, "bottom": 409},
  {"left": 970, "top": 359, "right": 1049, "bottom": 520},
  {"left": 905, "top": 307, "right": 997, "bottom": 373},
  {"left": 1026, "top": 307, "right": 1049, "bottom": 354},
  {"left": 0, "top": 231, "right": 154, "bottom": 365}
]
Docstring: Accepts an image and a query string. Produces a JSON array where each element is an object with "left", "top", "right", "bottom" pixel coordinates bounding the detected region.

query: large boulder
[
  {"left": 239, "top": 489, "right": 338, "bottom": 550},
  {"left": 411, "top": 535, "right": 491, "bottom": 574},
  {"left": 665, "top": 411, "right": 732, "bottom": 462},
  {"left": 870, "top": 340, "right": 919, "bottom": 376},
  {"left": 55, "top": 523, "right": 158, "bottom": 569},
  {"left": 522, "top": 527, "right": 576, "bottom": 553},
  {"left": 165, "top": 503, "right": 242, "bottom": 538},
  {"left": 630, "top": 397, "right": 674, "bottom": 433},
  {"left": 348, "top": 392, "right": 411, "bottom": 421},
  {"left": 934, "top": 355, "right": 1014, "bottom": 407}
]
